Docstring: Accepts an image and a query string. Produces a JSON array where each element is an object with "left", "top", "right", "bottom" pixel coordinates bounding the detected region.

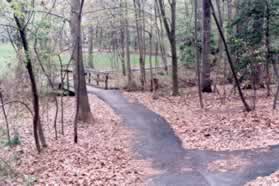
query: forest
[{"left": 0, "top": 0, "right": 279, "bottom": 185}]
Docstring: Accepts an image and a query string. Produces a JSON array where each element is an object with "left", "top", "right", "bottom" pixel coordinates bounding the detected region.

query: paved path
[{"left": 87, "top": 86, "right": 279, "bottom": 186}]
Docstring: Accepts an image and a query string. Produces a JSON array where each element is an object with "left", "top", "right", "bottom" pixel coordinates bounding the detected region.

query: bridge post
[
  {"left": 88, "top": 73, "right": 91, "bottom": 84},
  {"left": 105, "top": 74, "right": 108, "bottom": 90},
  {"left": 96, "top": 74, "right": 100, "bottom": 86}
]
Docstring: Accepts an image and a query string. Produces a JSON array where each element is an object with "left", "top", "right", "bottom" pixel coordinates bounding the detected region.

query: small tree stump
[{"left": 152, "top": 78, "right": 159, "bottom": 100}]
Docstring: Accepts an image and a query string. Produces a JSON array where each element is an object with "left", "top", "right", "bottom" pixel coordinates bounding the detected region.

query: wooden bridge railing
[
  {"left": 62, "top": 67, "right": 113, "bottom": 90},
  {"left": 61, "top": 64, "right": 173, "bottom": 91},
  {"left": 86, "top": 69, "right": 111, "bottom": 89}
]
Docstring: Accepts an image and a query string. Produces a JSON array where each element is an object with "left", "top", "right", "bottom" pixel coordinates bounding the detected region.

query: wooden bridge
[
  {"left": 60, "top": 64, "right": 170, "bottom": 93},
  {"left": 62, "top": 66, "right": 121, "bottom": 92}
]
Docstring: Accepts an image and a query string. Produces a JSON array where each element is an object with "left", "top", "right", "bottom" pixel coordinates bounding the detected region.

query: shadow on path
[{"left": 87, "top": 86, "right": 279, "bottom": 186}]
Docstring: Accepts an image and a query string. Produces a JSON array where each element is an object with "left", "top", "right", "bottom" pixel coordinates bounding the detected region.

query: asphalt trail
[{"left": 88, "top": 87, "right": 279, "bottom": 186}]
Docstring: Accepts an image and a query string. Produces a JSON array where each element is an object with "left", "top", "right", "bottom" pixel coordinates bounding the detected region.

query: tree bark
[
  {"left": 58, "top": 55, "right": 64, "bottom": 135},
  {"left": 125, "top": 0, "right": 135, "bottom": 90},
  {"left": 158, "top": 0, "right": 179, "bottom": 96},
  {"left": 194, "top": 0, "right": 204, "bottom": 108},
  {"left": 265, "top": 0, "right": 271, "bottom": 97},
  {"left": 14, "top": 16, "right": 42, "bottom": 152},
  {"left": 155, "top": 1, "right": 169, "bottom": 73},
  {"left": 88, "top": 26, "right": 95, "bottom": 69},
  {"left": 216, "top": 0, "right": 224, "bottom": 61},
  {"left": 149, "top": 31, "right": 154, "bottom": 91},
  {"left": 272, "top": 55, "right": 279, "bottom": 109},
  {"left": 227, "top": 0, "right": 233, "bottom": 23},
  {"left": 201, "top": 0, "right": 212, "bottom": 93},
  {"left": 133, "top": 0, "right": 146, "bottom": 89},
  {"left": 120, "top": 0, "right": 126, "bottom": 76},
  {"left": 70, "top": 0, "right": 93, "bottom": 125}
]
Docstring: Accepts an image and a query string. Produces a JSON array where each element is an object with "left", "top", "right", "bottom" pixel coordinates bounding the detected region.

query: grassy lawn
[
  {"left": 61, "top": 51, "right": 162, "bottom": 71},
  {"left": 0, "top": 43, "right": 162, "bottom": 78},
  {"left": 89, "top": 52, "right": 162, "bottom": 71}
]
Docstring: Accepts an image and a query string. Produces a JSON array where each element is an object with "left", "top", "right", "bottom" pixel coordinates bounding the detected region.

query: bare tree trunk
[
  {"left": 88, "top": 26, "right": 95, "bottom": 69},
  {"left": 37, "top": 120, "right": 47, "bottom": 147},
  {"left": 158, "top": 0, "right": 179, "bottom": 96},
  {"left": 99, "top": 27, "right": 103, "bottom": 49},
  {"left": 227, "top": 0, "right": 233, "bottom": 23},
  {"left": 170, "top": 37, "right": 179, "bottom": 96},
  {"left": 142, "top": 1, "right": 147, "bottom": 74},
  {"left": 153, "top": 5, "right": 159, "bottom": 72},
  {"left": 252, "top": 63, "right": 257, "bottom": 110},
  {"left": 14, "top": 16, "right": 42, "bottom": 152},
  {"left": 272, "top": 55, "right": 279, "bottom": 109},
  {"left": 265, "top": 0, "right": 271, "bottom": 97},
  {"left": 120, "top": 0, "right": 126, "bottom": 76},
  {"left": 125, "top": 0, "right": 135, "bottom": 90},
  {"left": 133, "top": 0, "right": 146, "bottom": 89},
  {"left": 216, "top": 0, "right": 224, "bottom": 63},
  {"left": 120, "top": 30, "right": 126, "bottom": 76},
  {"left": 194, "top": 0, "right": 204, "bottom": 108},
  {"left": 149, "top": 31, "right": 154, "bottom": 91},
  {"left": 155, "top": 42, "right": 159, "bottom": 70},
  {"left": 155, "top": 1, "right": 168, "bottom": 73},
  {"left": 58, "top": 55, "right": 64, "bottom": 135},
  {"left": 70, "top": 0, "right": 93, "bottom": 126},
  {"left": 231, "top": 0, "right": 241, "bottom": 95},
  {"left": 201, "top": 0, "right": 212, "bottom": 93}
]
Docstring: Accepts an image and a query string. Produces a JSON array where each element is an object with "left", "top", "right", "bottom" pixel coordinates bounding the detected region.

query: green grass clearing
[
  {"left": 87, "top": 52, "right": 162, "bottom": 71},
  {"left": 0, "top": 43, "right": 163, "bottom": 77}
]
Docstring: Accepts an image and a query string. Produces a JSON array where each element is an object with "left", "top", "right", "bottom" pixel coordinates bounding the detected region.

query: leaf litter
[{"left": 0, "top": 95, "right": 157, "bottom": 185}]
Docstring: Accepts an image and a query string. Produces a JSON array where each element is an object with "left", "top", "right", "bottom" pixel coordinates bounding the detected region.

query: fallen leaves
[
  {"left": 0, "top": 95, "right": 152, "bottom": 185},
  {"left": 245, "top": 171, "right": 279, "bottom": 186},
  {"left": 208, "top": 156, "right": 251, "bottom": 173}
]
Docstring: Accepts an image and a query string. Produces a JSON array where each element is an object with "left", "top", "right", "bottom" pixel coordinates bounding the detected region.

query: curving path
[{"left": 87, "top": 86, "right": 279, "bottom": 186}]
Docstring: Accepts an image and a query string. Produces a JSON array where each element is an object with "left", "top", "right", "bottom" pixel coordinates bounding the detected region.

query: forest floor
[
  {"left": 0, "top": 95, "right": 153, "bottom": 185},
  {"left": 1, "top": 86, "right": 279, "bottom": 185},
  {"left": 245, "top": 171, "right": 279, "bottom": 186},
  {"left": 125, "top": 86, "right": 279, "bottom": 151}
]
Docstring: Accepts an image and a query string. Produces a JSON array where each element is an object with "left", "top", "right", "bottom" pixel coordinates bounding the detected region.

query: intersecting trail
[{"left": 87, "top": 86, "right": 279, "bottom": 186}]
